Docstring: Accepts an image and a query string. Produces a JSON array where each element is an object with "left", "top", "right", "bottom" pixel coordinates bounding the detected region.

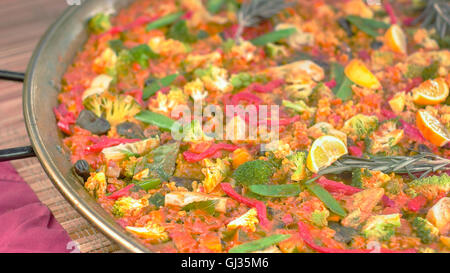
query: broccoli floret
[
  {"left": 361, "top": 213, "right": 401, "bottom": 241},
  {"left": 265, "top": 43, "right": 288, "bottom": 59},
  {"left": 230, "top": 72, "right": 253, "bottom": 90},
  {"left": 112, "top": 196, "right": 148, "bottom": 217},
  {"left": 232, "top": 160, "right": 274, "bottom": 186},
  {"left": 412, "top": 217, "right": 439, "bottom": 244},
  {"left": 201, "top": 158, "right": 231, "bottom": 193},
  {"left": 288, "top": 151, "right": 307, "bottom": 181},
  {"left": 342, "top": 114, "right": 378, "bottom": 139},
  {"left": 84, "top": 94, "right": 141, "bottom": 126},
  {"left": 282, "top": 100, "right": 316, "bottom": 115},
  {"left": 351, "top": 168, "right": 363, "bottom": 189},
  {"left": 88, "top": 13, "right": 111, "bottom": 34},
  {"left": 193, "top": 65, "right": 233, "bottom": 93},
  {"left": 408, "top": 174, "right": 450, "bottom": 200}
]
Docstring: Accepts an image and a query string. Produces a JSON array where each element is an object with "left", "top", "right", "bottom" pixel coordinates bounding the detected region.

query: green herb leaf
[
  {"left": 249, "top": 184, "right": 301, "bottom": 197},
  {"left": 135, "top": 110, "right": 177, "bottom": 131},
  {"left": 146, "top": 142, "right": 180, "bottom": 181},
  {"left": 167, "top": 20, "right": 197, "bottom": 43},
  {"left": 422, "top": 61, "right": 440, "bottom": 81},
  {"left": 129, "top": 44, "right": 159, "bottom": 69},
  {"left": 182, "top": 200, "right": 218, "bottom": 215},
  {"left": 134, "top": 178, "right": 161, "bottom": 191},
  {"left": 250, "top": 28, "right": 296, "bottom": 46},
  {"left": 334, "top": 76, "right": 353, "bottom": 100},
  {"left": 346, "top": 15, "right": 390, "bottom": 37},
  {"left": 207, "top": 0, "right": 226, "bottom": 14},
  {"left": 146, "top": 11, "right": 184, "bottom": 31},
  {"left": 149, "top": 192, "right": 165, "bottom": 208},
  {"left": 306, "top": 182, "right": 347, "bottom": 217},
  {"left": 228, "top": 234, "right": 291, "bottom": 253},
  {"left": 143, "top": 74, "right": 178, "bottom": 100}
]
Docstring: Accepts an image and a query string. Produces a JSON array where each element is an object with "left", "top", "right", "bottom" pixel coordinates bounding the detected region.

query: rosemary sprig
[
  {"left": 413, "top": 0, "right": 450, "bottom": 38},
  {"left": 319, "top": 152, "right": 450, "bottom": 179},
  {"left": 235, "top": 0, "right": 291, "bottom": 40}
]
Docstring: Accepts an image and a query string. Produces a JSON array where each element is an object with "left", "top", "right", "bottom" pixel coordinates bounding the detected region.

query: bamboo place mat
[{"left": 0, "top": 0, "right": 122, "bottom": 253}]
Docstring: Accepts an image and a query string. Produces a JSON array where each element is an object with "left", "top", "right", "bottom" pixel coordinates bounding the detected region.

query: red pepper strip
[
  {"left": 53, "top": 104, "right": 77, "bottom": 135},
  {"left": 399, "top": 120, "right": 427, "bottom": 143},
  {"left": 183, "top": 143, "right": 239, "bottom": 163},
  {"left": 106, "top": 184, "right": 135, "bottom": 200},
  {"left": 317, "top": 177, "right": 362, "bottom": 195},
  {"left": 382, "top": 195, "right": 396, "bottom": 208},
  {"left": 324, "top": 79, "right": 337, "bottom": 89},
  {"left": 348, "top": 145, "right": 363, "bottom": 157},
  {"left": 383, "top": 0, "right": 397, "bottom": 25},
  {"left": 407, "top": 195, "right": 427, "bottom": 212},
  {"left": 246, "top": 79, "right": 284, "bottom": 93},
  {"left": 298, "top": 221, "right": 416, "bottom": 253},
  {"left": 257, "top": 115, "right": 300, "bottom": 127},
  {"left": 85, "top": 138, "right": 140, "bottom": 153},
  {"left": 220, "top": 183, "right": 270, "bottom": 228}
]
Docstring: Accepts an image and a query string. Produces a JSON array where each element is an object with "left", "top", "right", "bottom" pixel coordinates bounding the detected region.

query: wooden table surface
[{"left": 0, "top": 0, "right": 120, "bottom": 253}]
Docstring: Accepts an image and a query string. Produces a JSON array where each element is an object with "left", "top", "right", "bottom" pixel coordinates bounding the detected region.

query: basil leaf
[
  {"left": 334, "top": 76, "right": 353, "bottom": 101},
  {"left": 346, "top": 15, "right": 389, "bottom": 37},
  {"left": 251, "top": 28, "right": 297, "bottom": 46},
  {"left": 135, "top": 110, "right": 176, "bottom": 131},
  {"left": 134, "top": 178, "right": 161, "bottom": 191},
  {"left": 149, "top": 192, "right": 165, "bottom": 208},
  {"left": 143, "top": 74, "right": 178, "bottom": 100},
  {"left": 167, "top": 20, "right": 197, "bottom": 43},
  {"left": 182, "top": 200, "right": 218, "bottom": 215},
  {"left": 207, "top": 0, "right": 226, "bottom": 14},
  {"left": 146, "top": 142, "right": 180, "bottom": 181},
  {"left": 249, "top": 184, "right": 301, "bottom": 197},
  {"left": 129, "top": 44, "right": 159, "bottom": 68},
  {"left": 306, "top": 182, "right": 347, "bottom": 217},
  {"left": 228, "top": 234, "right": 291, "bottom": 253},
  {"left": 146, "top": 11, "right": 184, "bottom": 31}
]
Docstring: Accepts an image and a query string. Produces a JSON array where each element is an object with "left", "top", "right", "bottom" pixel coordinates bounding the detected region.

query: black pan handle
[{"left": 0, "top": 70, "right": 36, "bottom": 162}]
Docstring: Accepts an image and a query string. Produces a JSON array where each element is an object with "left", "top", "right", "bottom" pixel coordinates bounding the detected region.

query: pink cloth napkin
[{"left": 0, "top": 162, "right": 72, "bottom": 253}]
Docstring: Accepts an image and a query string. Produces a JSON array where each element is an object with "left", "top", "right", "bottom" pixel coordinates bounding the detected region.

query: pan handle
[{"left": 0, "top": 70, "right": 36, "bottom": 162}]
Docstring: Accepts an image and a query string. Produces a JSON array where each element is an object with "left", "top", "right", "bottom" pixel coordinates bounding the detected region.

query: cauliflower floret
[
  {"left": 369, "top": 121, "right": 404, "bottom": 154},
  {"left": 148, "top": 88, "right": 188, "bottom": 114},
  {"left": 112, "top": 196, "right": 149, "bottom": 217},
  {"left": 165, "top": 191, "right": 228, "bottom": 212},
  {"left": 82, "top": 74, "right": 113, "bottom": 101},
  {"left": 102, "top": 137, "right": 160, "bottom": 161},
  {"left": 426, "top": 197, "right": 450, "bottom": 235},
  {"left": 148, "top": 35, "right": 188, "bottom": 56},
  {"left": 83, "top": 93, "right": 141, "bottom": 125},
  {"left": 227, "top": 208, "right": 259, "bottom": 232},
  {"left": 361, "top": 213, "right": 401, "bottom": 241},
  {"left": 287, "top": 151, "right": 307, "bottom": 182},
  {"left": 126, "top": 222, "right": 169, "bottom": 243},
  {"left": 230, "top": 40, "right": 259, "bottom": 63},
  {"left": 194, "top": 66, "right": 233, "bottom": 93},
  {"left": 342, "top": 188, "right": 384, "bottom": 228},
  {"left": 201, "top": 158, "right": 230, "bottom": 193},
  {"left": 184, "top": 79, "right": 208, "bottom": 102},
  {"left": 93, "top": 48, "right": 117, "bottom": 74},
  {"left": 84, "top": 172, "right": 107, "bottom": 198},
  {"left": 307, "top": 122, "right": 347, "bottom": 145},
  {"left": 342, "top": 114, "right": 379, "bottom": 139}
]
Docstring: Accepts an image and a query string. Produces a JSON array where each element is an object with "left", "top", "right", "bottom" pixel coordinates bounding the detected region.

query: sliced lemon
[
  {"left": 385, "top": 24, "right": 407, "bottom": 54},
  {"left": 416, "top": 109, "right": 450, "bottom": 147},
  {"left": 307, "top": 135, "right": 348, "bottom": 173},
  {"left": 412, "top": 78, "right": 449, "bottom": 105},
  {"left": 344, "top": 59, "right": 381, "bottom": 89}
]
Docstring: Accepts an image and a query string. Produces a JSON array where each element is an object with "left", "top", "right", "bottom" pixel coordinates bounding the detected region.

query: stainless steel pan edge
[{"left": 23, "top": 0, "right": 149, "bottom": 253}]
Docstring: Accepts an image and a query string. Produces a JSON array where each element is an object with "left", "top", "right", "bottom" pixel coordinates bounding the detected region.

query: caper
[
  {"left": 73, "top": 159, "right": 90, "bottom": 182},
  {"left": 76, "top": 109, "right": 110, "bottom": 135}
]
